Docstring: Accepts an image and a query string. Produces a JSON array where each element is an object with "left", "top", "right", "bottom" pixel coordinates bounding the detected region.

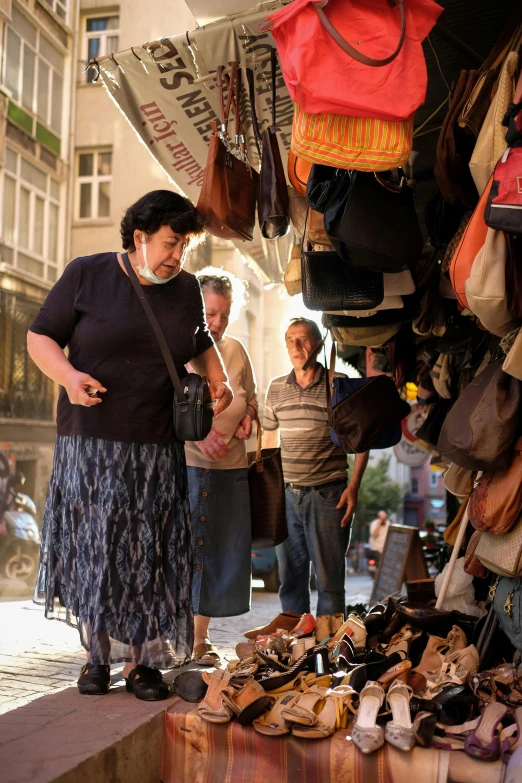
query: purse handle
[
  {"left": 252, "top": 410, "right": 265, "bottom": 472},
  {"left": 313, "top": 0, "right": 406, "bottom": 68},
  {"left": 120, "top": 252, "right": 189, "bottom": 410}
]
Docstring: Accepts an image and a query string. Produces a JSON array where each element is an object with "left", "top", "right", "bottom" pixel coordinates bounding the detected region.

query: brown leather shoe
[{"left": 244, "top": 611, "right": 301, "bottom": 639}]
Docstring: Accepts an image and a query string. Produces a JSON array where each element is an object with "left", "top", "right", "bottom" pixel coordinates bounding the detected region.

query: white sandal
[
  {"left": 351, "top": 681, "right": 385, "bottom": 754},
  {"left": 291, "top": 685, "right": 357, "bottom": 740},
  {"left": 385, "top": 679, "right": 415, "bottom": 751}
]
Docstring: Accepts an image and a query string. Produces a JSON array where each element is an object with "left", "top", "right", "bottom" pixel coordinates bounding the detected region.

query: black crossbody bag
[{"left": 121, "top": 253, "right": 213, "bottom": 442}]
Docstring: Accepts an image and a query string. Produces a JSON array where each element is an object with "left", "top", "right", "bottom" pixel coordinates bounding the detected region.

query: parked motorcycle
[
  {"left": 364, "top": 545, "right": 381, "bottom": 579},
  {"left": 0, "top": 490, "right": 41, "bottom": 586}
]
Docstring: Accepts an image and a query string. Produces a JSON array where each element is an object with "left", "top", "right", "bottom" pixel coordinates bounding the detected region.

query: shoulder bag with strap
[
  {"left": 246, "top": 412, "right": 287, "bottom": 549},
  {"left": 121, "top": 253, "right": 214, "bottom": 442}
]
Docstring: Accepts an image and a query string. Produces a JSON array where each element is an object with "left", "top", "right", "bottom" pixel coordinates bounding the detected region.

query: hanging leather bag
[
  {"left": 247, "top": 414, "right": 287, "bottom": 549},
  {"left": 262, "top": 0, "right": 442, "bottom": 121},
  {"left": 437, "top": 358, "right": 522, "bottom": 472},
  {"left": 197, "top": 64, "right": 259, "bottom": 241},
  {"left": 255, "top": 50, "right": 290, "bottom": 240},
  {"left": 287, "top": 151, "right": 312, "bottom": 196},
  {"left": 476, "top": 518, "right": 522, "bottom": 577},
  {"left": 469, "top": 437, "right": 522, "bottom": 535},
  {"left": 326, "top": 344, "right": 410, "bottom": 453}
]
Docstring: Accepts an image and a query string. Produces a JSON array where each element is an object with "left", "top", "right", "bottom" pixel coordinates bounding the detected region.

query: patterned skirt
[{"left": 34, "top": 435, "right": 193, "bottom": 668}]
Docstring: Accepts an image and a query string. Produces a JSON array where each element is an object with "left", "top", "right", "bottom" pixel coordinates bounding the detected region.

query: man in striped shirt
[{"left": 263, "top": 318, "right": 369, "bottom": 617}]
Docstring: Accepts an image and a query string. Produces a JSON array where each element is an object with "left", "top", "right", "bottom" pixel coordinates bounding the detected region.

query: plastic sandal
[
  {"left": 253, "top": 691, "right": 299, "bottom": 736},
  {"left": 464, "top": 701, "right": 508, "bottom": 761},
  {"left": 351, "top": 681, "right": 385, "bottom": 755},
  {"left": 385, "top": 679, "right": 415, "bottom": 751},
  {"left": 292, "top": 685, "right": 357, "bottom": 740}
]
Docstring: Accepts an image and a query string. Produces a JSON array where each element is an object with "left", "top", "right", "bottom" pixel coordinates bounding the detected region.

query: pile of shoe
[{"left": 172, "top": 599, "right": 522, "bottom": 767}]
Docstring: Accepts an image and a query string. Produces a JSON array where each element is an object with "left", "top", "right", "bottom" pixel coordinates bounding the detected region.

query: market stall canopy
[{"left": 95, "top": 0, "right": 516, "bottom": 283}]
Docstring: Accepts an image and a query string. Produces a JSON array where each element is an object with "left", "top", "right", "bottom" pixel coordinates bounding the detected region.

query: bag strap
[
  {"left": 120, "top": 252, "right": 188, "bottom": 408},
  {"left": 270, "top": 48, "right": 277, "bottom": 127},
  {"left": 314, "top": 0, "right": 406, "bottom": 68},
  {"left": 245, "top": 67, "right": 262, "bottom": 155}
]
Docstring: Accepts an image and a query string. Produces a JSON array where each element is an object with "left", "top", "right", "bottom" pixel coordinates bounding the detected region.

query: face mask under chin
[{"left": 135, "top": 239, "right": 181, "bottom": 285}]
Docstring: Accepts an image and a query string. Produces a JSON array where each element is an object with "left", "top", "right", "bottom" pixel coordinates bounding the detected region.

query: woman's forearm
[
  {"left": 27, "top": 332, "right": 75, "bottom": 386},
  {"left": 191, "top": 346, "right": 227, "bottom": 383}
]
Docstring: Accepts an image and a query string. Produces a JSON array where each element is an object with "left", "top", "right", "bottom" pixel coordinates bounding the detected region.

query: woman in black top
[{"left": 28, "top": 190, "right": 232, "bottom": 701}]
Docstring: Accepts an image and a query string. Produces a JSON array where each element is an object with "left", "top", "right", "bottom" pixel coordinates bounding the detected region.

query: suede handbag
[
  {"left": 437, "top": 358, "right": 522, "bottom": 472},
  {"left": 197, "top": 64, "right": 258, "bottom": 241},
  {"left": 469, "top": 437, "right": 522, "bottom": 534}
]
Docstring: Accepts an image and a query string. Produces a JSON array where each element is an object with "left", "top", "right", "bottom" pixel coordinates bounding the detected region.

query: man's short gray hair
[{"left": 196, "top": 267, "right": 247, "bottom": 323}]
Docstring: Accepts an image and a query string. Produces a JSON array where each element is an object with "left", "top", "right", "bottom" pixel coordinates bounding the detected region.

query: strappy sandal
[
  {"left": 291, "top": 685, "right": 357, "bottom": 739},
  {"left": 193, "top": 642, "right": 221, "bottom": 667},
  {"left": 258, "top": 644, "right": 329, "bottom": 691},
  {"left": 502, "top": 707, "right": 522, "bottom": 763},
  {"left": 422, "top": 645, "right": 479, "bottom": 699},
  {"left": 198, "top": 669, "right": 234, "bottom": 723},
  {"left": 77, "top": 663, "right": 110, "bottom": 695},
  {"left": 253, "top": 691, "right": 298, "bottom": 737},
  {"left": 222, "top": 677, "right": 272, "bottom": 726},
  {"left": 464, "top": 701, "right": 508, "bottom": 761},
  {"left": 280, "top": 685, "right": 328, "bottom": 726},
  {"left": 125, "top": 665, "right": 169, "bottom": 701}
]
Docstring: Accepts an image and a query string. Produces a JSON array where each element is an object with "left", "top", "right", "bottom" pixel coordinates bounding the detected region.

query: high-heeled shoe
[
  {"left": 385, "top": 679, "right": 415, "bottom": 751},
  {"left": 415, "top": 625, "right": 467, "bottom": 678},
  {"left": 464, "top": 701, "right": 508, "bottom": 761},
  {"left": 348, "top": 652, "right": 403, "bottom": 693},
  {"left": 291, "top": 685, "right": 357, "bottom": 740},
  {"left": 378, "top": 660, "right": 412, "bottom": 692},
  {"left": 351, "top": 681, "right": 385, "bottom": 755}
]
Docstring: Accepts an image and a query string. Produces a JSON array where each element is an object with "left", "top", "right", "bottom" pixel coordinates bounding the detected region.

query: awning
[{"left": 95, "top": 1, "right": 293, "bottom": 283}]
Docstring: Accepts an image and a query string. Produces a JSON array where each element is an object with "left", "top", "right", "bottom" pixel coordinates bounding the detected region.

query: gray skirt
[
  {"left": 34, "top": 435, "right": 193, "bottom": 668},
  {"left": 187, "top": 466, "right": 252, "bottom": 617}
]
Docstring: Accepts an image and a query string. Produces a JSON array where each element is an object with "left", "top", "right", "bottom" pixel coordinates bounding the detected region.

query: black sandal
[
  {"left": 77, "top": 663, "right": 111, "bottom": 695},
  {"left": 125, "top": 665, "right": 169, "bottom": 701}
]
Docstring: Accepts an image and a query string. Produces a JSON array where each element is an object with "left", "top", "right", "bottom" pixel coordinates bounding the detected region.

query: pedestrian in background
[
  {"left": 185, "top": 269, "right": 257, "bottom": 666},
  {"left": 27, "top": 190, "right": 232, "bottom": 701}
]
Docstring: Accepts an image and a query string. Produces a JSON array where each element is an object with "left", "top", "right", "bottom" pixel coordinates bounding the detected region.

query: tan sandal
[
  {"left": 281, "top": 685, "right": 328, "bottom": 726},
  {"left": 253, "top": 691, "right": 299, "bottom": 736},
  {"left": 193, "top": 642, "right": 221, "bottom": 667},
  {"left": 198, "top": 669, "right": 233, "bottom": 723},
  {"left": 222, "top": 677, "right": 272, "bottom": 726},
  {"left": 292, "top": 685, "right": 356, "bottom": 739}
]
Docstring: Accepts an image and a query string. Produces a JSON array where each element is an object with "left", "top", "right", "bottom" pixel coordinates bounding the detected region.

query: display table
[{"left": 161, "top": 697, "right": 505, "bottom": 783}]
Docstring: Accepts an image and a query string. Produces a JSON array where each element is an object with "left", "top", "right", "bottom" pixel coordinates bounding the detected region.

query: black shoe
[
  {"left": 77, "top": 663, "right": 111, "bottom": 695},
  {"left": 125, "top": 665, "right": 169, "bottom": 701}
]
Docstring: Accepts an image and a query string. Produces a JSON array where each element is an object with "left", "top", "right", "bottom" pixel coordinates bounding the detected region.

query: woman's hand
[
  {"left": 196, "top": 427, "right": 229, "bottom": 461},
  {"left": 234, "top": 414, "right": 252, "bottom": 440},
  {"left": 64, "top": 371, "right": 107, "bottom": 406},
  {"left": 209, "top": 380, "right": 233, "bottom": 417}
]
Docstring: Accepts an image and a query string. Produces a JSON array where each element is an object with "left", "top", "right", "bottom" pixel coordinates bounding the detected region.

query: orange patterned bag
[{"left": 291, "top": 103, "right": 413, "bottom": 172}]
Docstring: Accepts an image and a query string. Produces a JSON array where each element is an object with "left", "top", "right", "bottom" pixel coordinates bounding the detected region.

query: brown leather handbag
[
  {"left": 288, "top": 150, "right": 312, "bottom": 196},
  {"left": 197, "top": 63, "right": 258, "bottom": 241},
  {"left": 247, "top": 414, "right": 287, "bottom": 549},
  {"left": 437, "top": 358, "right": 522, "bottom": 472},
  {"left": 469, "top": 436, "right": 522, "bottom": 534},
  {"left": 255, "top": 50, "right": 290, "bottom": 240}
]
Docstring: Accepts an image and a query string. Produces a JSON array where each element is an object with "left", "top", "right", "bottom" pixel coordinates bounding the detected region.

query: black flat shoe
[
  {"left": 125, "top": 665, "right": 169, "bottom": 701},
  {"left": 77, "top": 663, "right": 111, "bottom": 695}
]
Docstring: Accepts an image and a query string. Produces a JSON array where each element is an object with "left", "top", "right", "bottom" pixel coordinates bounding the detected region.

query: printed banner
[{"left": 98, "top": 2, "right": 293, "bottom": 282}]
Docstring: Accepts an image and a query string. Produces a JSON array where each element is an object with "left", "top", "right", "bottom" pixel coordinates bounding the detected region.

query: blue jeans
[{"left": 276, "top": 482, "right": 350, "bottom": 616}]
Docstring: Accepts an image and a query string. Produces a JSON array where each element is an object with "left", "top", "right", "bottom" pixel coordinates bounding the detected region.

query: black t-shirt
[{"left": 29, "top": 252, "right": 214, "bottom": 443}]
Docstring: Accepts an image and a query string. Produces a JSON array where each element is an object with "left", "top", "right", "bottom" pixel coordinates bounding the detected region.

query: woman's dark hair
[{"left": 120, "top": 190, "right": 205, "bottom": 251}]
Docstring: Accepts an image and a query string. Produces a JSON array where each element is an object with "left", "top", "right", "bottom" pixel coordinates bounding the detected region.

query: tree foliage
[{"left": 348, "top": 455, "right": 404, "bottom": 542}]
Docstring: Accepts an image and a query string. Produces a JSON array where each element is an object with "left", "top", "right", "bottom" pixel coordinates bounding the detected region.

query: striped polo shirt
[{"left": 263, "top": 364, "right": 348, "bottom": 486}]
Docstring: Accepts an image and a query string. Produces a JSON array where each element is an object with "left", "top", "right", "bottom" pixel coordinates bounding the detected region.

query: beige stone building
[{"left": 0, "top": 0, "right": 299, "bottom": 516}]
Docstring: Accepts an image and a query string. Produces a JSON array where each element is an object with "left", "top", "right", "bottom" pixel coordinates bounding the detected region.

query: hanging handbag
[
  {"left": 416, "top": 399, "right": 453, "bottom": 450},
  {"left": 465, "top": 227, "right": 519, "bottom": 337},
  {"left": 485, "top": 143, "right": 522, "bottom": 235},
  {"left": 329, "top": 323, "right": 401, "bottom": 348},
  {"left": 287, "top": 151, "right": 312, "bottom": 196},
  {"left": 121, "top": 253, "right": 213, "bottom": 442},
  {"left": 301, "top": 242, "right": 384, "bottom": 312},
  {"left": 255, "top": 50, "right": 290, "bottom": 240},
  {"left": 476, "top": 519, "right": 522, "bottom": 578},
  {"left": 262, "top": 0, "right": 442, "bottom": 122},
  {"left": 469, "top": 437, "right": 522, "bottom": 535},
  {"left": 322, "top": 293, "right": 419, "bottom": 328},
  {"left": 247, "top": 414, "right": 287, "bottom": 549},
  {"left": 437, "top": 358, "right": 522, "bottom": 472},
  {"left": 310, "top": 167, "right": 423, "bottom": 273},
  {"left": 288, "top": 185, "right": 307, "bottom": 236},
  {"left": 326, "top": 343, "right": 410, "bottom": 453},
  {"left": 197, "top": 64, "right": 259, "bottom": 242},
  {"left": 283, "top": 244, "right": 302, "bottom": 296},
  {"left": 470, "top": 53, "right": 519, "bottom": 196},
  {"left": 291, "top": 102, "right": 413, "bottom": 171},
  {"left": 434, "top": 70, "right": 479, "bottom": 209},
  {"left": 449, "top": 176, "right": 493, "bottom": 309}
]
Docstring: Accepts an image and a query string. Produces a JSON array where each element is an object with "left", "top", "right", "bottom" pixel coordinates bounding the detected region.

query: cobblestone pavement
[{"left": 0, "top": 575, "right": 372, "bottom": 715}]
